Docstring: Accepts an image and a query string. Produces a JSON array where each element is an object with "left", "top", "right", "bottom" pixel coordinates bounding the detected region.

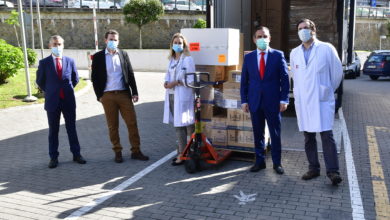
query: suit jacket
[
  {"left": 240, "top": 48, "right": 289, "bottom": 113},
  {"left": 36, "top": 55, "right": 79, "bottom": 112},
  {"left": 91, "top": 49, "right": 138, "bottom": 100}
]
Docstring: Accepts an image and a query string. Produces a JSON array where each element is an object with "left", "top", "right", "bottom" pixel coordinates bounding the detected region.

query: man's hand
[
  {"left": 163, "top": 81, "right": 168, "bottom": 89},
  {"left": 280, "top": 103, "right": 288, "bottom": 112},
  {"left": 241, "top": 103, "right": 249, "bottom": 113},
  {"left": 132, "top": 95, "right": 139, "bottom": 103}
]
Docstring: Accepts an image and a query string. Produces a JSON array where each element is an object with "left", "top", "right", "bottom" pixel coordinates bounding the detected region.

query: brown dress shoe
[
  {"left": 302, "top": 170, "right": 320, "bottom": 180},
  {"left": 131, "top": 151, "right": 149, "bottom": 161},
  {"left": 115, "top": 152, "right": 123, "bottom": 163}
]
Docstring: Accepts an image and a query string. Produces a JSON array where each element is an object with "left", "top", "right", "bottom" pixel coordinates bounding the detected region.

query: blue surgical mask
[
  {"left": 172, "top": 44, "right": 184, "bottom": 53},
  {"left": 51, "top": 47, "right": 63, "bottom": 57},
  {"left": 256, "top": 38, "right": 269, "bottom": 50},
  {"left": 107, "top": 40, "right": 118, "bottom": 51},
  {"left": 298, "top": 29, "right": 312, "bottom": 43}
]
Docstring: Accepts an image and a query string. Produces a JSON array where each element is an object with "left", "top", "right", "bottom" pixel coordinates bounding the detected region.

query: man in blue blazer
[
  {"left": 240, "top": 26, "right": 289, "bottom": 174},
  {"left": 36, "top": 35, "right": 86, "bottom": 168}
]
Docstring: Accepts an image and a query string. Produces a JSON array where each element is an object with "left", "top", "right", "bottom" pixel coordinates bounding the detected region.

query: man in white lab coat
[{"left": 290, "top": 19, "right": 343, "bottom": 185}]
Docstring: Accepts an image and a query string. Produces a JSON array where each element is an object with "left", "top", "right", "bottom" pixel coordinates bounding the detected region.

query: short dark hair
[
  {"left": 252, "top": 26, "right": 271, "bottom": 38},
  {"left": 105, "top": 30, "right": 119, "bottom": 39},
  {"left": 296, "top": 18, "right": 317, "bottom": 32}
]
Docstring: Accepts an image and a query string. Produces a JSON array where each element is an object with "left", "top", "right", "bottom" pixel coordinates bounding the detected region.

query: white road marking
[
  {"left": 233, "top": 190, "right": 257, "bottom": 205},
  {"left": 339, "top": 108, "right": 365, "bottom": 219},
  {"left": 65, "top": 150, "right": 176, "bottom": 219}
]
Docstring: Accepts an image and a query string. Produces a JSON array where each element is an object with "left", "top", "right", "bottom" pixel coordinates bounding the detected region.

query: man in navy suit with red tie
[
  {"left": 240, "top": 26, "right": 289, "bottom": 174},
  {"left": 36, "top": 35, "right": 86, "bottom": 168}
]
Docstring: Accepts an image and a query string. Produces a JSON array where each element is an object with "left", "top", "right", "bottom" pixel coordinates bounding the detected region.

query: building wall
[
  {"left": 355, "top": 18, "right": 390, "bottom": 51},
  {"left": 0, "top": 9, "right": 205, "bottom": 49}
]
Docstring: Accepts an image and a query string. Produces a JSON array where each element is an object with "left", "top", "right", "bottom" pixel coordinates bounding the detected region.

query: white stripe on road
[
  {"left": 65, "top": 150, "right": 176, "bottom": 219},
  {"left": 339, "top": 108, "right": 365, "bottom": 220}
]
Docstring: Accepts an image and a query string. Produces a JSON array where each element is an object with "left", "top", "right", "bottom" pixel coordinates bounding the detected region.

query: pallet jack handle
[{"left": 184, "top": 72, "right": 225, "bottom": 88}]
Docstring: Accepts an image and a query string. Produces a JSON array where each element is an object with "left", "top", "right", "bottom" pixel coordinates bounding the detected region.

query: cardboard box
[
  {"left": 227, "top": 130, "right": 254, "bottom": 148},
  {"left": 238, "top": 33, "right": 244, "bottom": 70},
  {"left": 242, "top": 112, "right": 252, "bottom": 127},
  {"left": 222, "top": 82, "right": 240, "bottom": 100},
  {"left": 228, "top": 70, "right": 242, "bottom": 83},
  {"left": 227, "top": 130, "right": 239, "bottom": 146},
  {"left": 213, "top": 105, "right": 227, "bottom": 117},
  {"left": 237, "top": 131, "right": 254, "bottom": 147},
  {"left": 181, "top": 28, "right": 240, "bottom": 66},
  {"left": 227, "top": 109, "right": 243, "bottom": 127},
  {"left": 210, "top": 129, "right": 227, "bottom": 146},
  {"left": 212, "top": 116, "right": 227, "bottom": 129},
  {"left": 196, "top": 65, "right": 226, "bottom": 82},
  {"left": 201, "top": 104, "right": 213, "bottom": 120},
  {"left": 225, "top": 65, "right": 238, "bottom": 73}
]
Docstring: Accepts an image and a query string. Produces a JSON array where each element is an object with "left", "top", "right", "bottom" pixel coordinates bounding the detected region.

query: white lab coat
[
  {"left": 163, "top": 55, "right": 195, "bottom": 127},
  {"left": 290, "top": 39, "right": 343, "bottom": 132}
]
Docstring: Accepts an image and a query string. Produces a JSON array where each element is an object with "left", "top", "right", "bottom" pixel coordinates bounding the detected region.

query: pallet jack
[{"left": 180, "top": 72, "right": 232, "bottom": 174}]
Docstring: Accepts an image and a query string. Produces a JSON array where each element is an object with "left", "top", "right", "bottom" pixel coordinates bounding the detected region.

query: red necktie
[
  {"left": 259, "top": 52, "right": 265, "bottom": 80},
  {"left": 56, "top": 58, "right": 65, "bottom": 99}
]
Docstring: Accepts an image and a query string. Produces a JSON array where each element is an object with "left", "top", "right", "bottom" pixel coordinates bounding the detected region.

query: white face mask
[{"left": 298, "top": 29, "right": 312, "bottom": 43}]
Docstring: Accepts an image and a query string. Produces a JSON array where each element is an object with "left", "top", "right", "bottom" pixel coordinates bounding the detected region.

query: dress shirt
[
  {"left": 302, "top": 40, "right": 315, "bottom": 65},
  {"left": 104, "top": 49, "right": 126, "bottom": 92},
  {"left": 52, "top": 55, "right": 62, "bottom": 72}
]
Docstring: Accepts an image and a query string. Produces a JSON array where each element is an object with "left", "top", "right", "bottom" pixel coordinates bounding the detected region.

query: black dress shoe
[
  {"left": 327, "top": 172, "right": 342, "bottom": 185},
  {"left": 302, "top": 170, "right": 320, "bottom": 180},
  {"left": 131, "top": 151, "right": 149, "bottom": 161},
  {"left": 73, "top": 156, "right": 87, "bottom": 164},
  {"left": 115, "top": 152, "right": 123, "bottom": 163},
  {"left": 250, "top": 162, "right": 266, "bottom": 172},
  {"left": 48, "top": 159, "right": 58, "bottom": 169},
  {"left": 273, "top": 165, "right": 284, "bottom": 174}
]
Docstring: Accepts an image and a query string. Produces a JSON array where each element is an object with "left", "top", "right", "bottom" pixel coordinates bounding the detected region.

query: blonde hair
[{"left": 168, "top": 33, "right": 190, "bottom": 59}]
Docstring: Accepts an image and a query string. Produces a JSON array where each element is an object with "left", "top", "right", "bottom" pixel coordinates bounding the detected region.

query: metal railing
[
  {"left": 356, "top": 6, "right": 390, "bottom": 18},
  {"left": 0, "top": 0, "right": 206, "bottom": 11}
]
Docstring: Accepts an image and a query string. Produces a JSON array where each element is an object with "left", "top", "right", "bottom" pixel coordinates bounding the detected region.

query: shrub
[
  {"left": 193, "top": 18, "right": 206, "bottom": 29},
  {"left": 26, "top": 48, "right": 37, "bottom": 66},
  {"left": 0, "top": 39, "right": 24, "bottom": 84}
]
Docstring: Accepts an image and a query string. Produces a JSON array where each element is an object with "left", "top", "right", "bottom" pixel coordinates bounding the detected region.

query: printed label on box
[
  {"left": 189, "top": 42, "right": 200, "bottom": 51},
  {"left": 218, "top": 54, "right": 226, "bottom": 63}
]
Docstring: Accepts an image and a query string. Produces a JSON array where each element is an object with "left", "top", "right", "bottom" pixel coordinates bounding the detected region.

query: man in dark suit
[
  {"left": 91, "top": 30, "right": 149, "bottom": 163},
  {"left": 36, "top": 35, "right": 86, "bottom": 168},
  {"left": 240, "top": 26, "right": 289, "bottom": 174}
]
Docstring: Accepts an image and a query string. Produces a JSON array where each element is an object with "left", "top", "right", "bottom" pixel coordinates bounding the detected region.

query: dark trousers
[
  {"left": 304, "top": 130, "right": 339, "bottom": 173},
  {"left": 47, "top": 99, "right": 81, "bottom": 160},
  {"left": 250, "top": 108, "right": 282, "bottom": 165},
  {"left": 101, "top": 91, "right": 141, "bottom": 153}
]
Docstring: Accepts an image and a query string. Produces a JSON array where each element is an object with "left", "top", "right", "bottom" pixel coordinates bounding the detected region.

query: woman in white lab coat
[{"left": 163, "top": 33, "right": 195, "bottom": 166}]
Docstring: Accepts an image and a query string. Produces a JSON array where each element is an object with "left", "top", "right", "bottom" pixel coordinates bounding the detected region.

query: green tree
[
  {"left": 123, "top": 0, "right": 164, "bottom": 49},
  {"left": 0, "top": 39, "right": 24, "bottom": 84},
  {"left": 4, "top": 10, "right": 21, "bottom": 48},
  {"left": 193, "top": 18, "right": 206, "bottom": 29}
]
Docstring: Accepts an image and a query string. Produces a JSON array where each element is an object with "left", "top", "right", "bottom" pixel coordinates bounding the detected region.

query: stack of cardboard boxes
[{"left": 181, "top": 28, "right": 255, "bottom": 153}]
